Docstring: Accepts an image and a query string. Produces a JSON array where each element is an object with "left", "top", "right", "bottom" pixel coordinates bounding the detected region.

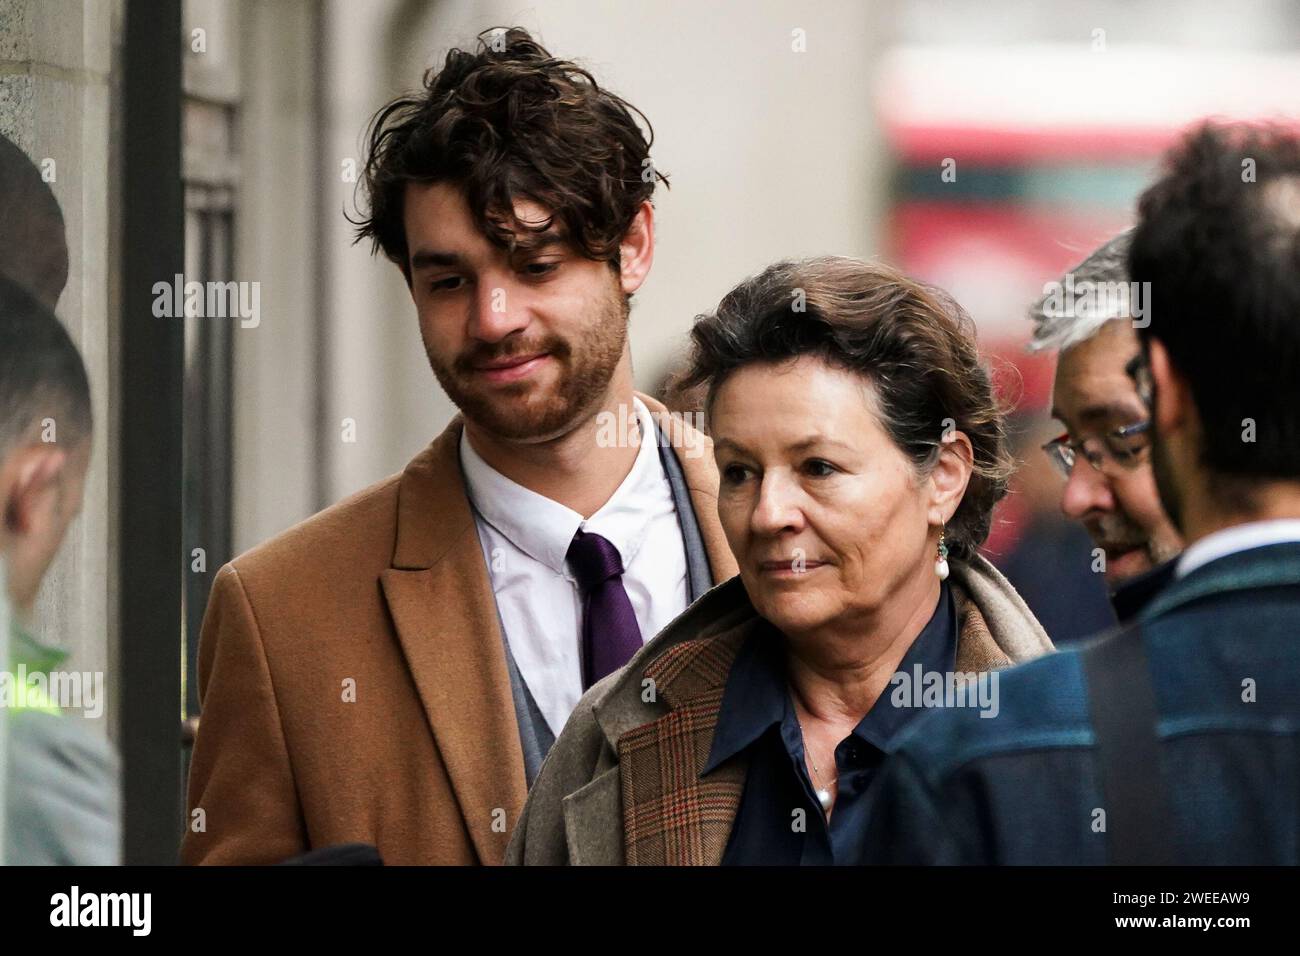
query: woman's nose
[{"left": 750, "top": 473, "right": 804, "bottom": 535}]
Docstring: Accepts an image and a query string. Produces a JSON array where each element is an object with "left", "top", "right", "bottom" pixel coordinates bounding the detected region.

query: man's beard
[
  {"left": 1084, "top": 484, "right": 1181, "bottom": 576},
  {"left": 426, "top": 283, "right": 630, "bottom": 442},
  {"left": 1086, "top": 511, "right": 1155, "bottom": 572},
  {"left": 1149, "top": 429, "right": 1186, "bottom": 536}
]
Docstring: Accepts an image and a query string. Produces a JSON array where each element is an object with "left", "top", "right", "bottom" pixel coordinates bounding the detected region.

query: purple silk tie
[{"left": 567, "top": 529, "right": 643, "bottom": 690}]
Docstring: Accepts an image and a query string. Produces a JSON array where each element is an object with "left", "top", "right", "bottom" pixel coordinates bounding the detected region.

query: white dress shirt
[
  {"left": 1176, "top": 518, "right": 1300, "bottom": 579},
  {"left": 459, "top": 396, "right": 690, "bottom": 736}
]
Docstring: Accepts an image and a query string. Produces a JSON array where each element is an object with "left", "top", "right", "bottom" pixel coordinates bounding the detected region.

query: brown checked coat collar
[
  {"left": 506, "top": 555, "right": 1052, "bottom": 865},
  {"left": 380, "top": 391, "right": 736, "bottom": 865}
]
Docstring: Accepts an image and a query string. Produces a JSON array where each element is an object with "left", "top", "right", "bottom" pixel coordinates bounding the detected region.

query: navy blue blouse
[{"left": 706, "top": 582, "right": 957, "bottom": 865}]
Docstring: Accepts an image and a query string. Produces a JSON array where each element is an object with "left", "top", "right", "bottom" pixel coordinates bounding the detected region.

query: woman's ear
[
  {"left": 927, "top": 430, "right": 974, "bottom": 527},
  {"left": 618, "top": 201, "right": 655, "bottom": 296}
]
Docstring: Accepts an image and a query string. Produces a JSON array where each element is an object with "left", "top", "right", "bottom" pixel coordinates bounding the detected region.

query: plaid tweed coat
[{"left": 505, "top": 555, "right": 1054, "bottom": 865}]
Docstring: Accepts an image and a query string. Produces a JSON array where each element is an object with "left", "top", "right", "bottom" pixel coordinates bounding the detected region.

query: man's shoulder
[
  {"left": 889, "top": 647, "right": 1094, "bottom": 784},
  {"left": 9, "top": 710, "right": 120, "bottom": 776},
  {"left": 223, "top": 470, "right": 405, "bottom": 589},
  {"left": 7, "top": 713, "right": 121, "bottom": 865}
]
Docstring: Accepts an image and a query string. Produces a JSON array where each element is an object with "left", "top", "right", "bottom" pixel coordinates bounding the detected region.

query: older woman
[{"left": 506, "top": 256, "right": 1052, "bottom": 865}]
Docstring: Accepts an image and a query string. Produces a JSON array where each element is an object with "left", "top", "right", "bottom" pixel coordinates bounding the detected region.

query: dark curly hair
[
  {"left": 1130, "top": 121, "right": 1300, "bottom": 484},
  {"left": 351, "top": 26, "right": 667, "bottom": 281},
  {"left": 681, "top": 256, "right": 1013, "bottom": 561}
]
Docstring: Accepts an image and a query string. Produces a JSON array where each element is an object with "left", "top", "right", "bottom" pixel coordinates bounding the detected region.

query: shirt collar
[
  {"left": 582, "top": 397, "right": 670, "bottom": 570},
  {"left": 702, "top": 581, "right": 957, "bottom": 774},
  {"left": 458, "top": 396, "right": 666, "bottom": 576},
  {"left": 702, "top": 618, "right": 790, "bottom": 774},
  {"left": 1176, "top": 519, "right": 1300, "bottom": 580}
]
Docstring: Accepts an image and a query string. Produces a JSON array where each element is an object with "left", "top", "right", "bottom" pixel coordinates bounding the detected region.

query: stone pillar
[{"left": 0, "top": 0, "right": 122, "bottom": 741}]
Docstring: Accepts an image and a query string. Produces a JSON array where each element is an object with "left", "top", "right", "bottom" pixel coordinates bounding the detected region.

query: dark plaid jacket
[{"left": 505, "top": 556, "right": 1052, "bottom": 865}]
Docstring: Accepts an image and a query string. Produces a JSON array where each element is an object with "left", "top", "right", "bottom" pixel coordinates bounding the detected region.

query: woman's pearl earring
[{"left": 935, "top": 526, "right": 950, "bottom": 580}]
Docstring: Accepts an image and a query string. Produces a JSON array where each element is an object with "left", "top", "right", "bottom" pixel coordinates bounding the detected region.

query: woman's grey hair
[
  {"left": 1028, "top": 230, "right": 1134, "bottom": 353},
  {"left": 681, "top": 256, "right": 1013, "bottom": 562}
]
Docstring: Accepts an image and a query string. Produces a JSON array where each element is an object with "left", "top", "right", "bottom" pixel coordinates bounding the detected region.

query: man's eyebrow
[
  {"left": 1051, "top": 401, "right": 1146, "bottom": 429},
  {"left": 408, "top": 249, "right": 463, "bottom": 272},
  {"left": 1076, "top": 401, "right": 1145, "bottom": 423},
  {"left": 510, "top": 231, "right": 568, "bottom": 255},
  {"left": 407, "top": 234, "right": 570, "bottom": 276}
]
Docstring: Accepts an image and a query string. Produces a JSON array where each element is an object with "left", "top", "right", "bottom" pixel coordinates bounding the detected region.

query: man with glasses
[
  {"left": 864, "top": 121, "right": 1300, "bottom": 865},
  {"left": 1030, "top": 232, "right": 1183, "bottom": 620}
]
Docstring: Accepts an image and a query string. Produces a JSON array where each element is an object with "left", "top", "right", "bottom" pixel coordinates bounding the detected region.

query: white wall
[{"left": 229, "top": 0, "right": 324, "bottom": 554}]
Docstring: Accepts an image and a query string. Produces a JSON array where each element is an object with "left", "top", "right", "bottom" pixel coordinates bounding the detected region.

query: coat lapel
[
  {"left": 380, "top": 420, "right": 527, "bottom": 866},
  {"left": 382, "top": 395, "right": 737, "bottom": 866},
  {"left": 617, "top": 625, "right": 750, "bottom": 865}
]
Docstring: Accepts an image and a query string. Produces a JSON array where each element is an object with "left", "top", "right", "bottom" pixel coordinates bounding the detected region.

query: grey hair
[{"left": 1027, "top": 230, "right": 1133, "bottom": 353}]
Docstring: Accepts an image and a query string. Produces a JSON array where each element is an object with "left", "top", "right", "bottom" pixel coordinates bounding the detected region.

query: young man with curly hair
[{"left": 183, "top": 27, "right": 737, "bottom": 865}]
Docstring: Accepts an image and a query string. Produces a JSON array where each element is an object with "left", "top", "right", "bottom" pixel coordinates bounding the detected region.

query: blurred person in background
[
  {"left": 0, "top": 133, "right": 116, "bottom": 866},
  {"left": 508, "top": 257, "right": 1051, "bottom": 865},
  {"left": 1027, "top": 232, "right": 1183, "bottom": 623},
  {"left": 0, "top": 136, "right": 68, "bottom": 311},
  {"left": 0, "top": 275, "right": 116, "bottom": 864},
  {"left": 183, "top": 27, "right": 737, "bottom": 865},
  {"left": 994, "top": 414, "right": 1117, "bottom": 644},
  {"left": 863, "top": 121, "right": 1300, "bottom": 864}
]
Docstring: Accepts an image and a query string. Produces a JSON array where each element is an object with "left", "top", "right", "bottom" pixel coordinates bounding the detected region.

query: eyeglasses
[{"left": 1041, "top": 419, "right": 1152, "bottom": 479}]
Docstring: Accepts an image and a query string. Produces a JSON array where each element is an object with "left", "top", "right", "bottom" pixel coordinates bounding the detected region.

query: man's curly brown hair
[{"left": 351, "top": 26, "right": 667, "bottom": 281}]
